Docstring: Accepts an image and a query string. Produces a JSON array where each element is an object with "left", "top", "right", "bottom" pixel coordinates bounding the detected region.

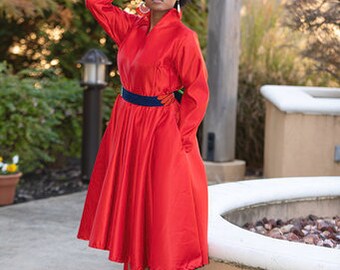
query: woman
[{"left": 76, "top": 0, "right": 210, "bottom": 269}]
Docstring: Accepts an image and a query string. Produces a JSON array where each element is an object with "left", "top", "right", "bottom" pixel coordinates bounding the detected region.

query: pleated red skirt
[{"left": 76, "top": 93, "right": 209, "bottom": 269}]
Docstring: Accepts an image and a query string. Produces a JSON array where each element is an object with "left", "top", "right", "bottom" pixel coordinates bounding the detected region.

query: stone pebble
[{"left": 242, "top": 214, "right": 340, "bottom": 249}]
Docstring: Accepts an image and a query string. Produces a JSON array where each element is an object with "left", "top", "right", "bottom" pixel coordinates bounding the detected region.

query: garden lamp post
[{"left": 78, "top": 49, "right": 112, "bottom": 183}]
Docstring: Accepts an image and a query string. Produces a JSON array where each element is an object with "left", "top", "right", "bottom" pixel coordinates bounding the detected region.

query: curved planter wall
[{"left": 207, "top": 176, "right": 340, "bottom": 270}]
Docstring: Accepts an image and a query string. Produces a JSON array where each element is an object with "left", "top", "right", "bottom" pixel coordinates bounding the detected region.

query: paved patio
[
  {"left": 0, "top": 178, "right": 266, "bottom": 270},
  {"left": 0, "top": 191, "right": 122, "bottom": 270}
]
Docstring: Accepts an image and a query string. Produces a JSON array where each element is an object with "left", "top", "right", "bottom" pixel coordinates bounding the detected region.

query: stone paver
[{"left": 0, "top": 191, "right": 122, "bottom": 270}]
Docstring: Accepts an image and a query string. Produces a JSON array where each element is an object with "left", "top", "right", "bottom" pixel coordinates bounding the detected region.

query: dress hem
[{"left": 77, "top": 235, "right": 209, "bottom": 269}]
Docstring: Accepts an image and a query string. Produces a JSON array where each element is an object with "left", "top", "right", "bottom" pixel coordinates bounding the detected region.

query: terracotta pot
[{"left": 0, "top": 172, "right": 22, "bottom": 206}]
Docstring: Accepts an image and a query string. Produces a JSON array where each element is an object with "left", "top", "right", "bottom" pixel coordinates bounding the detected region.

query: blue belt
[{"left": 121, "top": 86, "right": 183, "bottom": 106}]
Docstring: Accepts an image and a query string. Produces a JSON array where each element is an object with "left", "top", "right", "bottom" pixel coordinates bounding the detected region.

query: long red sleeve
[
  {"left": 85, "top": 0, "right": 139, "bottom": 47},
  {"left": 174, "top": 31, "right": 210, "bottom": 153}
]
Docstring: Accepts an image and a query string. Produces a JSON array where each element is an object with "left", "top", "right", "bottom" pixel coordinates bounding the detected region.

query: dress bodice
[{"left": 85, "top": 0, "right": 210, "bottom": 155}]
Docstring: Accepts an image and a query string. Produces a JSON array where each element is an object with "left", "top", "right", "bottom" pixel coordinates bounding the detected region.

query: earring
[
  {"left": 176, "top": 0, "right": 181, "bottom": 13},
  {"left": 136, "top": 1, "right": 150, "bottom": 16}
]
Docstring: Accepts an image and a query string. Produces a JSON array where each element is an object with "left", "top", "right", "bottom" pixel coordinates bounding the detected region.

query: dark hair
[{"left": 173, "top": 0, "right": 191, "bottom": 8}]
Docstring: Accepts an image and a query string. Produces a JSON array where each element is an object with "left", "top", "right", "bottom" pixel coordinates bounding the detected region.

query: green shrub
[{"left": 0, "top": 62, "right": 119, "bottom": 173}]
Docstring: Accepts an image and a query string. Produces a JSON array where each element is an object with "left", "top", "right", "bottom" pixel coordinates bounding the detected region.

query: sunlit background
[{"left": 0, "top": 0, "right": 338, "bottom": 174}]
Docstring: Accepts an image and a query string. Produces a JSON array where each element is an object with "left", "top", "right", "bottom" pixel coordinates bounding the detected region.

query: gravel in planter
[{"left": 242, "top": 214, "right": 340, "bottom": 249}]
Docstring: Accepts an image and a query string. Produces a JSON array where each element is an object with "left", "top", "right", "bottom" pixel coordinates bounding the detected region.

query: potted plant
[{"left": 0, "top": 155, "right": 21, "bottom": 206}]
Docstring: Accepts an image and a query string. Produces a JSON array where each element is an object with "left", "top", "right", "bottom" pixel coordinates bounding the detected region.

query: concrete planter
[
  {"left": 0, "top": 172, "right": 22, "bottom": 206},
  {"left": 208, "top": 177, "right": 340, "bottom": 270},
  {"left": 260, "top": 85, "right": 340, "bottom": 177}
]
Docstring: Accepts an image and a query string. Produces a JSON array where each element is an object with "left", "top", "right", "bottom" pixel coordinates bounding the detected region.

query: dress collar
[{"left": 141, "top": 8, "right": 182, "bottom": 28}]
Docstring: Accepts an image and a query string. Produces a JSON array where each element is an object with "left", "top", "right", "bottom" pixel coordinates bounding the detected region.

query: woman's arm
[
  {"left": 174, "top": 31, "right": 210, "bottom": 153},
  {"left": 86, "top": 0, "right": 139, "bottom": 47}
]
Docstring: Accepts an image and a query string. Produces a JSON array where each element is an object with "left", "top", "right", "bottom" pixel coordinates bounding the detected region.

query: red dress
[{"left": 77, "top": 1, "right": 210, "bottom": 269}]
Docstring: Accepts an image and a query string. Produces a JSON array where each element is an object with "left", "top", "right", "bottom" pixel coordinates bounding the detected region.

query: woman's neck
[{"left": 148, "top": 9, "right": 170, "bottom": 32}]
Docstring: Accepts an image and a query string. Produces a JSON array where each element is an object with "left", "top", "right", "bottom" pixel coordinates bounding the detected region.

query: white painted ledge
[
  {"left": 208, "top": 176, "right": 340, "bottom": 270},
  {"left": 260, "top": 85, "right": 340, "bottom": 115}
]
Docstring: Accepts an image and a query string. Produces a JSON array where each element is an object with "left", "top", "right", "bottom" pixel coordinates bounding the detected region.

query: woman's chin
[{"left": 148, "top": 0, "right": 173, "bottom": 10}]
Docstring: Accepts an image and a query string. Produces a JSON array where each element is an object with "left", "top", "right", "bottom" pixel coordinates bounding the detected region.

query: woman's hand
[{"left": 156, "top": 93, "right": 176, "bottom": 106}]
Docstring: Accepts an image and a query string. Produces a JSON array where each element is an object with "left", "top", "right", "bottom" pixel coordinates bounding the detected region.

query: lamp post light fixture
[
  {"left": 78, "top": 49, "right": 112, "bottom": 183},
  {"left": 79, "top": 49, "right": 112, "bottom": 86}
]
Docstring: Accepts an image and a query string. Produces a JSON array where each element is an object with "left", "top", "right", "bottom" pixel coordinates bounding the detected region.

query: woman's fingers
[
  {"left": 157, "top": 93, "right": 175, "bottom": 105},
  {"left": 161, "top": 95, "right": 173, "bottom": 103},
  {"left": 163, "top": 98, "right": 174, "bottom": 105},
  {"left": 162, "top": 96, "right": 175, "bottom": 105}
]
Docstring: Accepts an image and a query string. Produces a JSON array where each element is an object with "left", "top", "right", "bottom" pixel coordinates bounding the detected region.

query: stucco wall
[{"left": 263, "top": 101, "right": 340, "bottom": 177}]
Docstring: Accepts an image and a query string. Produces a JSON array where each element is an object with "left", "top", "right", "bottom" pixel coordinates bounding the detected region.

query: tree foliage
[
  {"left": 0, "top": 0, "right": 117, "bottom": 79},
  {"left": 0, "top": 0, "right": 207, "bottom": 80},
  {"left": 284, "top": 0, "right": 340, "bottom": 80},
  {"left": 0, "top": 0, "right": 56, "bottom": 20}
]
